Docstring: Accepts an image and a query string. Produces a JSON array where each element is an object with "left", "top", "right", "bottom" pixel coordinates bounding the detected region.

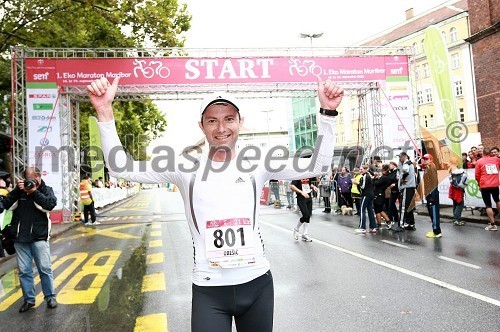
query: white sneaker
[
  {"left": 293, "top": 228, "right": 299, "bottom": 240},
  {"left": 354, "top": 228, "right": 367, "bottom": 234},
  {"left": 93, "top": 221, "right": 101, "bottom": 225},
  {"left": 84, "top": 222, "right": 92, "bottom": 226},
  {"left": 302, "top": 234, "right": 312, "bottom": 242},
  {"left": 485, "top": 224, "right": 497, "bottom": 231}
]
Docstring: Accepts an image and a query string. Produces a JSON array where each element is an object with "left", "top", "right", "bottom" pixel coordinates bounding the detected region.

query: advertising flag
[
  {"left": 88, "top": 116, "right": 105, "bottom": 181},
  {"left": 424, "top": 25, "right": 461, "bottom": 161}
]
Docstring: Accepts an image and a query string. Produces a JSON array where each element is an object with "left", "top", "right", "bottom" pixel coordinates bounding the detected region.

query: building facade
[
  {"left": 355, "top": 0, "right": 479, "bottom": 155},
  {"left": 465, "top": 0, "right": 499, "bottom": 148}
]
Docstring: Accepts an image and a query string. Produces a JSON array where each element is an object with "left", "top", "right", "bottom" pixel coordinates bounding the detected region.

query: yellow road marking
[
  {"left": 146, "top": 253, "right": 164, "bottom": 265},
  {"left": 58, "top": 250, "right": 121, "bottom": 304},
  {"left": 134, "top": 313, "right": 168, "bottom": 332},
  {"left": 141, "top": 272, "right": 166, "bottom": 292},
  {"left": 0, "top": 270, "right": 20, "bottom": 298},
  {"left": 149, "top": 240, "right": 163, "bottom": 248},
  {"left": 114, "top": 206, "right": 148, "bottom": 212},
  {"left": 54, "top": 224, "right": 141, "bottom": 243},
  {"left": 152, "top": 223, "right": 161, "bottom": 229},
  {"left": 0, "top": 253, "right": 87, "bottom": 311},
  {"left": 151, "top": 231, "right": 161, "bottom": 237}
]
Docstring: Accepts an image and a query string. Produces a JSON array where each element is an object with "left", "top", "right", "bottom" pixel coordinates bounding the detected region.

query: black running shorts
[
  {"left": 191, "top": 270, "right": 274, "bottom": 332},
  {"left": 481, "top": 187, "right": 500, "bottom": 208}
]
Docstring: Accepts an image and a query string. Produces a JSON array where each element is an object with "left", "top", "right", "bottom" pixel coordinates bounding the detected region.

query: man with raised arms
[{"left": 87, "top": 76, "right": 343, "bottom": 332}]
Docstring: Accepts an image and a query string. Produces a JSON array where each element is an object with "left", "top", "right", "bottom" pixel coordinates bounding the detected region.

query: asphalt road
[{"left": 0, "top": 188, "right": 498, "bottom": 332}]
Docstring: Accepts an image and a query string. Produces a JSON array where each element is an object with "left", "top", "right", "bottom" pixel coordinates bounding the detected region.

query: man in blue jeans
[{"left": 0, "top": 167, "right": 58, "bottom": 312}]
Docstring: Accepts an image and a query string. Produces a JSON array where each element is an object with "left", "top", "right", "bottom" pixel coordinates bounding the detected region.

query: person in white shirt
[{"left": 87, "top": 76, "right": 343, "bottom": 332}]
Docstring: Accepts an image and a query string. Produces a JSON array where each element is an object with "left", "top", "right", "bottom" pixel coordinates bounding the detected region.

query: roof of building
[{"left": 357, "top": 0, "right": 468, "bottom": 47}]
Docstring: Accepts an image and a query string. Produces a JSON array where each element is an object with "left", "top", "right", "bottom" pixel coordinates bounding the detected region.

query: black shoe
[
  {"left": 392, "top": 226, "right": 404, "bottom": 232},
  {"left": 19, "top": 301, "right": 35, "bottom": 313},
  {"left": 322, "top": 210, "right": 331, "bottom": 213},
  {"left": 404, "top": 225, "right": 416, "bottom": 231},
  {"left": 47, "top": 298, "right": 58, "bottom": 309}
]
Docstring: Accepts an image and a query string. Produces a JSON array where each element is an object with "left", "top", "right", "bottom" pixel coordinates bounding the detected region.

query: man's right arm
[{"left": 87, "top": 78, "right": 182, "bottom": 185}]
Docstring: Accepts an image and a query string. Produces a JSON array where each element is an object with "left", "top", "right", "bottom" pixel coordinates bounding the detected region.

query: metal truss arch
[{"left": 12, "top": 47, "right": 402, "bottom": 222}]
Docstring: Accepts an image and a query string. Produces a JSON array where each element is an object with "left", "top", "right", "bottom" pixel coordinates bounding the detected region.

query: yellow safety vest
[
  {"left": 79, "top": 181, "right": 93, "bottom": 205},
  {"left": 351, "top": 174, "right": 363, "bottom": 195}
]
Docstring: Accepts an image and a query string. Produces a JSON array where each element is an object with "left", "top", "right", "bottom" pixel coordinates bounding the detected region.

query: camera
[{"left": 24, "top": 178, "right": 37, "bottom": 190}]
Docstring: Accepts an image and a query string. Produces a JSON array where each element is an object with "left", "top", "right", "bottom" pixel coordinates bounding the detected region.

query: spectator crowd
[{"left": 268, "top": 144, "right": 500, "bottom": 237}]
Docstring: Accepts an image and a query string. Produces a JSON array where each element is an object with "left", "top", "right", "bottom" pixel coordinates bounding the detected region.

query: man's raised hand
[
  {"left": 317, "top": 77, "right": 344, "bottom": 113},
  {"left": 87, "top": 77, "right": 120, "bottom": 122}
]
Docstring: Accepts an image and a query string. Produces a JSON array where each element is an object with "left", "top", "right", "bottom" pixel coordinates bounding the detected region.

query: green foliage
[{"left": 0, "top": 0, "right": 191, "bottom": 159}]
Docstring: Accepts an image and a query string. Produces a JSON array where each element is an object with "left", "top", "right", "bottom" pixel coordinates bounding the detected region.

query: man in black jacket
[{"left": 0, "top": 167, "right": 58, "bottom": 312}]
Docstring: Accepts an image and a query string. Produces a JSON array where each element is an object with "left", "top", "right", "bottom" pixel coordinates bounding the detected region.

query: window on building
[
  {"left": 454, "top": 80, "right": 463, "bottom": 96},
  {"left": 423, "top": 115, "right": 428, "bottom": 128},
  {"left": 415, "top": 65, "right": 421, "bottom": 80},
  {"left": 459, "top": 108, "right": 465, "bottom": 122},
  {"left": 412, "top": 42, "right": 418, "bottom": 55},
  {"left": 421, "top": 39, "right": 425, "bottom": 53},
  {"left": 451, "top": 53, "right": 460, "bottom": 69},
  {"left": 429, "top": 114, "right": 434, "bottom": 128},
  {"left": 335, "top": 133, "right": 339, "bottom": 144},
  {"left": 341, "top": 132, "right": 345, "bottom": 143},
  {"left": 338, "top": 111, "right": 343, "bottom": 124},
  {"left": 450, "top": 27, "right": 458, "bottom": 42},
  {"left": 425, "top": 88, "right": 433, "bottom": 103},
  {"left": 417, "top": 91, "right": 423, "bottom": 104},
  {"left": 423, "top": 63, "right": 430, "bottom": 77},
  {"left": 441, "top": 31, "right": 446, "bottom": 43}
]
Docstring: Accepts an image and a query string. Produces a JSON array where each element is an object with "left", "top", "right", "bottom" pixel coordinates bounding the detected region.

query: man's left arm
[
  {"left": 263, "top": 78, "right": 343, "bottom": 180},
  {"left": 31, "top": 186, "right": 57, "bottom": 211}
]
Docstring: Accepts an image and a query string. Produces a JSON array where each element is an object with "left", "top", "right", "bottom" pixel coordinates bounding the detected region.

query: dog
[{"left": 341, "top": 205, "right": 353, "bottom": 216}]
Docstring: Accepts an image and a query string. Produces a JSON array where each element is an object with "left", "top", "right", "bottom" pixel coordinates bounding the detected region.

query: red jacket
[{"left": 475, "top": 156, "right": 500, "bottom": 189}]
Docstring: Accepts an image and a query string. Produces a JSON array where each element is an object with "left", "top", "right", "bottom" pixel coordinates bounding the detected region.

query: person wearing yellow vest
[
  {"left": 80, "top": 174, "right": 98, "bottom": 226},
  {"left": 350, "top": 167, "right": 363, "bottom": 215}
]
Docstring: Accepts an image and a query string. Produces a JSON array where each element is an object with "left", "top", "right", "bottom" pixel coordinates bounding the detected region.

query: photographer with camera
[{"left": 0, "top": 167, "right": 58, "bottom": 312}]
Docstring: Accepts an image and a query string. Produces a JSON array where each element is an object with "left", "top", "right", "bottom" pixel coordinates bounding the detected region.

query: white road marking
[
  {"left": 438, "top": 256, "right": 482, "bottom": 269},
  {"left": 261, "top": 221, "right": 500, "bottom": 308},
  {"left": 380, "top": 240, "right": 413, "bottom": 250}
]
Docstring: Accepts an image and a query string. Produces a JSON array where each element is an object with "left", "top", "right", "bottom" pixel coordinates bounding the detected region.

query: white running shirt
[{"left": 98, "top": 115, "right": 336, "bottom": 286}]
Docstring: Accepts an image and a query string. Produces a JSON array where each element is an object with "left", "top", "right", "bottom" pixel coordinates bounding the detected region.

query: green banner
[
  {"left": 88, "top": 116, "right": 105, "bottom": 181},
  {"left": 424, "top": 25, "right": 461, "bottom": 158}
]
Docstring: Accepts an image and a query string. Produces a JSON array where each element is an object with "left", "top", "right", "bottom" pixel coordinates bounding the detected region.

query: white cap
[{"left": 200, "top": 92, "right": 240, "bottom": 118}]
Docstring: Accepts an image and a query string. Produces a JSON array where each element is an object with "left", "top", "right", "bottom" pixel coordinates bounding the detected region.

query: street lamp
[
  {"left": 261, "top": 109, "right": 274, "bottom": 149},
  {"left": 299, "top": 32, "right": 324, "bottom": 51}
]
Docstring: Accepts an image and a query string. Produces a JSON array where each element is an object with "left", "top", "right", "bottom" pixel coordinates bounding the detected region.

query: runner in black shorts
[
  {"left": 88, "top": 76, "right": 344, "bottom": 331},
  {"left": 475, "top": 147, "right": 500, "bottom": 231}
]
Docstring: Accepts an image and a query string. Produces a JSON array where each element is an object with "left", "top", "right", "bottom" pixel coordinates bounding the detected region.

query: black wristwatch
[{"left": 319, "top": 108, "right": 338, "bottom": 116}]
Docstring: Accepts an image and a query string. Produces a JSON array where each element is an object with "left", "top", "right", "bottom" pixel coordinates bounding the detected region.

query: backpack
[{"left": 451, "top": 172, "right": 468, "bottom": 190}]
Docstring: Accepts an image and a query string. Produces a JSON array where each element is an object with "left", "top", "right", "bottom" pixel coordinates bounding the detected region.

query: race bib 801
[{"left": 205, "top": 218, "right": 256, "bottom": 268}]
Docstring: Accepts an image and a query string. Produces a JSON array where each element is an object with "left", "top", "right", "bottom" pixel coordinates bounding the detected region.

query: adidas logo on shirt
[{"left": 235, "top": 177, "right": 245, "bottom": 183}]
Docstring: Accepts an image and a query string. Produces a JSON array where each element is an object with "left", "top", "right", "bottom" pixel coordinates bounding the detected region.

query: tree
[{"left": 0, "top": 0, "right": 191, "bottom": 159}]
